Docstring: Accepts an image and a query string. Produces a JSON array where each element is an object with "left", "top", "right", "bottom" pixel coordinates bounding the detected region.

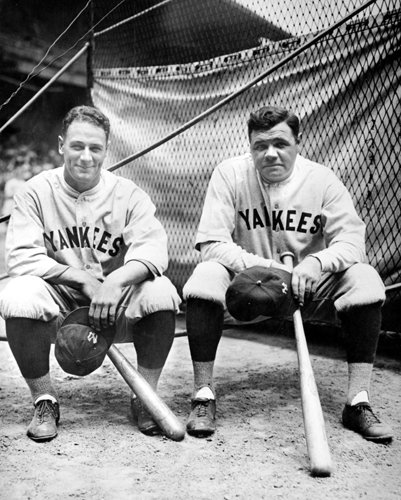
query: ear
[
  {"left": 58, "top": 135, "right": 64, "bottom": 155},
  {"left": 296, "top": 132, "right": 302, "bottom": 145}
]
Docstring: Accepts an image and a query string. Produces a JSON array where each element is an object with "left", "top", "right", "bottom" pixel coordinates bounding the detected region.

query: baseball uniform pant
[
  {"left": 183, "top": 261, "right": 385, "bottom": 326},
  {"left": 0, "top": 274, "right": 181, "bottom": 342}
]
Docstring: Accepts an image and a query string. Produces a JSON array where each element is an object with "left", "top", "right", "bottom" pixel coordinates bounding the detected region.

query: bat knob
[{"left": 280, "top": 251, "right": 295, "bottom": 269}]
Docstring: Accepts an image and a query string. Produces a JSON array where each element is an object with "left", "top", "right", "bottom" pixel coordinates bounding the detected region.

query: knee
[
  {"left": 0, "top": 276, "right": 59, "bottom": 320},
  {"left": 335, "top": 263, "right": 386, "bottom": 312},
  {"left": 183, "top": 261, "right": 231, "bottom": 306},
  {"left": 125, "top": 276, "right": 181, "bottom": 321}
]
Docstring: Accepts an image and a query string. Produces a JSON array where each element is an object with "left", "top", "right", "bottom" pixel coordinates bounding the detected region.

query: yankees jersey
[
  {"left": 5, "top": 167, "right": 168, "bottom": 281},
  {"left": 196, "top": 153, "right": 367, "bottom": 273}
]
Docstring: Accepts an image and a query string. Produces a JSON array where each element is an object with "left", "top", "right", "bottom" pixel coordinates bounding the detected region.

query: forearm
[
  {"left": 200, "top": 241, "right": 274, "bottom": 273},
  {"left": 105, "top": 259, "right": 151, "bottom": 287},
  {"left": 311, "top": 241, "right": 366, "bottom": 273},
  {"left": 47, "top": 266, "right": 98, "bottom": 290}
]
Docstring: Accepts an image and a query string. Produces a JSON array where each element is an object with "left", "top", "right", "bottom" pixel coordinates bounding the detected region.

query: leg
[
  {"left": 183, "top": 262, "right": 231, "bottom": 437},
  {"left": 6, "top": 318, "right": 60, "bottom": 442},
  {"left": 129, "top": 310, "right": 176, "bottom": 436},
  {"left": 120, "top": 276, "right": 181, "bottom": 435},
  {"left": 187, "top": 298, "right": 224, "bottom": 397},
  {"left": 304, "top": 263, "right": 392, "bottom": 442},
  {"left": 0, "top": 276, "right": 72, "bottom": 441},
  {"left": 340, "top": 302, "right": 393, "bottom": 442}
]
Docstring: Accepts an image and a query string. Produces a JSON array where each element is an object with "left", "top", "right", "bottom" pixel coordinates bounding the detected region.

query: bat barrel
[{"left": 107, "top": 345, "right": 186, "bottom": 441}]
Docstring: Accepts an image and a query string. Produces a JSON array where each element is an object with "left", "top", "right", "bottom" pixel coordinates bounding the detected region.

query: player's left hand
[
  {"left": 291, "top": 256, "right": 322, "bottom": 306},
  {"left": 89, "top": 277, "right": 124, "bottom": 331}
]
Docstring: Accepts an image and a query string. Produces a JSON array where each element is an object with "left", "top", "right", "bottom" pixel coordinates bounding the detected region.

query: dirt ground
[{"left": 0, "top": 306, "right": 400, "bottom": 500}]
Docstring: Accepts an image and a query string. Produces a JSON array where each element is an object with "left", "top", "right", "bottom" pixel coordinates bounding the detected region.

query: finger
[
  {"left": 108, "top": 305, "right": 117, "bottom": 327},
  {"left": 291, "top": 274, "right": 299, "bottom": 302},
  {"left": 89, "top": 302, "right": 97, "bottom": 329},
  {"left": 309, "top": 279, "right": 318, "bottom": 297},
  {"left": 297, "top": 277, "right": 306, "bottom": 306},
  {"left": 91, "top": 304, "right": 102, "bottom": 332},
  {"left": 304, "top": 279, "right": 313, "bottom": 299},
  {"left": 100, "top": 305, "right": 110, "bottom": 330}
]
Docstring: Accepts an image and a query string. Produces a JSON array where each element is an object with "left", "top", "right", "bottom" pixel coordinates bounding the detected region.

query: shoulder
[
  {"left": 295, "top": 155, "right": 341, "bottom": 182},
  {"left": 102, "top": 169, "right": 140, "bottom": 190},
  {"left": 22, "top": 167, "right": 62, "bottom": 194},
  {"left": 101, "top": 169, "right": 153, "bottom": 204},
  {"left": 213, "top": 153, "right": 254, "bottom": 180}
]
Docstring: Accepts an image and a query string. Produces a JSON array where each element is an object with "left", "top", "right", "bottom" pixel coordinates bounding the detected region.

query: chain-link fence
[{"left": 91, "top": 0, "right": 400, "bottom": 329}]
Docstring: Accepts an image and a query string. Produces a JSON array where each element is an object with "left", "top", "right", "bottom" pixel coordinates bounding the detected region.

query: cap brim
[
  {"left": 60, "top": 306, "right": 116, "bottom": 345},
  {"left": 61, "top": 306, "right": 91, "bottom": 328}
]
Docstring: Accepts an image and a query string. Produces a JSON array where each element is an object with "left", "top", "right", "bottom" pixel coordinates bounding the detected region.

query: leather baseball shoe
[
  {"left": 186, "top": 398, "right": 216, "bottom": 437},
  {"left": 130, "top": 398, "right": 161, "bottom": 436},
  {"left": 27, "top": 399, "right": 60, "bottom": 442},
  {"left": 342, "top": 403, "right": 393, "bottom": 443}
]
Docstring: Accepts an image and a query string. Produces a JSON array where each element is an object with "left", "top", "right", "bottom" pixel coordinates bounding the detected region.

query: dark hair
[
  {"left": 61, "top": 106, "right": 110, "bottom": 141},
  {"left": 247, "top": 106, "right": 300, "bottom": 141}
]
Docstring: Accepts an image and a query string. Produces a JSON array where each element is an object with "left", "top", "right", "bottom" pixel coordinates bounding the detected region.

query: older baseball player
[
  {"left": 0, "top": 105, "right": 181, "bottom": 441},
  {"left": 183, "top": 105, "right": 393, "bottom": 442}
]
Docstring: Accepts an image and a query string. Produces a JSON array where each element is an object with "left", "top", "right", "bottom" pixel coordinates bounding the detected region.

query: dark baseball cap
[
  {"left": 55, "top": 307, "right": 115, "bottom": 377},
  {"left": 225, "top": 266, "right": 295, "bottom": 322}
]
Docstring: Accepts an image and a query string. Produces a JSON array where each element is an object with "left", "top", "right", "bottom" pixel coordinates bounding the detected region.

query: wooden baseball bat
[
  {"left": 280, "top": 251, "right": 333, "bottom": 477},
  {"left": 107, "top": 345, "right": 185, "bottom": 441}
]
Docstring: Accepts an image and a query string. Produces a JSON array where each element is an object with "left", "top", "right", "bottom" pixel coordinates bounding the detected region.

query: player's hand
[
  {"left": 89, "top": 277, "right": 124, "bottom": 331},
  {"left": 291, "top": 256, "right": 322, "bottom": 306}
]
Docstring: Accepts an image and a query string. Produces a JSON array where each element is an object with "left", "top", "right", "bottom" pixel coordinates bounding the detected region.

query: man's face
[
  {"left": 59, "top": 120, "right": 108, "bottom": 193},
  {"left": 250, "top": 122, "right": 298, "bottom": 183}
]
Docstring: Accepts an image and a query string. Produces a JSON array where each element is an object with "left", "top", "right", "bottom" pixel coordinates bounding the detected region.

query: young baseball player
[
  {"left": 0, "top": 105, "right": 181, "bottom": 441},
  {"left": 183, "top": 105, "right": 393, "bottom": 442}
]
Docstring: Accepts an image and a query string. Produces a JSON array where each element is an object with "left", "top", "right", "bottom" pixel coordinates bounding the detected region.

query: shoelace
[
  {"left": 133, "top": 399, "right": 151, "bottom": 419},
  {"left": 36, "top": 400, "right": 58, "bottom": 424},
  {"left": 195, "top": 400, "right": 210, "bottom": 417},
  {"left": 355, "top": 404, "right": 381, "bottom": 426}
]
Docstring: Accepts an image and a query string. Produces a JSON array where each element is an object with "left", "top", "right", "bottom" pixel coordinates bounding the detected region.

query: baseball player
[
  {"left": 0, "top": 105, "right": 181, "bottom": 441},
  {"left": 183, "top": 105, "right": 393, "bottom": 442}
]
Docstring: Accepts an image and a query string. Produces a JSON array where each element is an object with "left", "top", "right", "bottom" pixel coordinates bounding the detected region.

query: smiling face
[
  {"left": 59, "top": 120, "right": 108, "bottom": 193},
  {"left": 250, "top": 122, "right": 298, "bottom": 184}
]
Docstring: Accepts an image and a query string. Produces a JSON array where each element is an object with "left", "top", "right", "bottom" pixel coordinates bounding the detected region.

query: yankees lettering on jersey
[
  {"left": 43, "top": 225, "right": 123, "bottom": 257},
  {"left": 238, "top": 206, "right": 321, "bottom": 234}
]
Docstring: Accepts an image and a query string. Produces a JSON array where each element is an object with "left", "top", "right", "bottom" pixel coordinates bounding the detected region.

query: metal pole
[
  {"left": 0, "top": 43, "right": 89, "bottom": 135},
  {"left": 86, "top": 0, "right": 95, "bottom": 105},
  {"left": 107, "top": 0, "right": 377, "bottom": 172}
]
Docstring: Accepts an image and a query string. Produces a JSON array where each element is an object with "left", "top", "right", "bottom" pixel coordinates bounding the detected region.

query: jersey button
[
  {"left": 274, "top": 203, "right": 279, "bottom": 209},
  {"left": 85, "top": 264, "right": 91, "bottom": 269},
  {"left": 82, "top": 221, "right": 87, "bottom": 227}
]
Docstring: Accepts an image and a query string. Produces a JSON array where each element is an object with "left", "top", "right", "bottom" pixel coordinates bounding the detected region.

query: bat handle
[{"left": 280, "top": 251, "right": 295, "bottom": 270}]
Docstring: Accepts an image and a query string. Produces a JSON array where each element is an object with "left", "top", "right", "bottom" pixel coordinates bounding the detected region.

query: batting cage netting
[{"left": 89, "top": 0, "right": 399, "bottom": 329}]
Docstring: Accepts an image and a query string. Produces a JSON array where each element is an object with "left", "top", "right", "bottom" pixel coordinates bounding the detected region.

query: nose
[
  {"left": 265, "top": 144, "right": 278, "bottom": 158},
  {"left": 80, "top": 147, "right": 92, "bottom": 162}
]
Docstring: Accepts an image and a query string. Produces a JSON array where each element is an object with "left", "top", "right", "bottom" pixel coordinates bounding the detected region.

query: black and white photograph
[{"left": 0, "top": 1, "right": 400, "bottom": 498}]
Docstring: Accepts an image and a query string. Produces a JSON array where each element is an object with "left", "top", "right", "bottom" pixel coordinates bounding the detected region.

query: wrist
[{"left": 307, "top": 254, "right": 322, "bottom": 270}]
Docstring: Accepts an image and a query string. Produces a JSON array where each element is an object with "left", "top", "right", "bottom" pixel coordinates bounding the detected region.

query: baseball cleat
[
  {"left": 342, "top": 402, "right": 393, "bottom": 443},
  {"left": 27, "top": 399, "right": 60, "bottom": 442},
  {"left": 130, "top": 398, "right": 161, "bottom": 436},
  {"left": 186, "top": 398, "right": 216, "bottom": 437}
]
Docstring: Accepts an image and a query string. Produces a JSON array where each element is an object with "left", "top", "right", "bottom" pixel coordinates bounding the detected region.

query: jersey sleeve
[
  {"left": 6, "top": 188, "right": 70, "bottom": 279},
  {"left": 310, "top": 170, "right": 367, "bottom": 272},
  {"left": 122, "top": 189, "right": 168, "bottom": 275},
  {"left": 196, "top": 163, "right": 274, "bottom": 272}
]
